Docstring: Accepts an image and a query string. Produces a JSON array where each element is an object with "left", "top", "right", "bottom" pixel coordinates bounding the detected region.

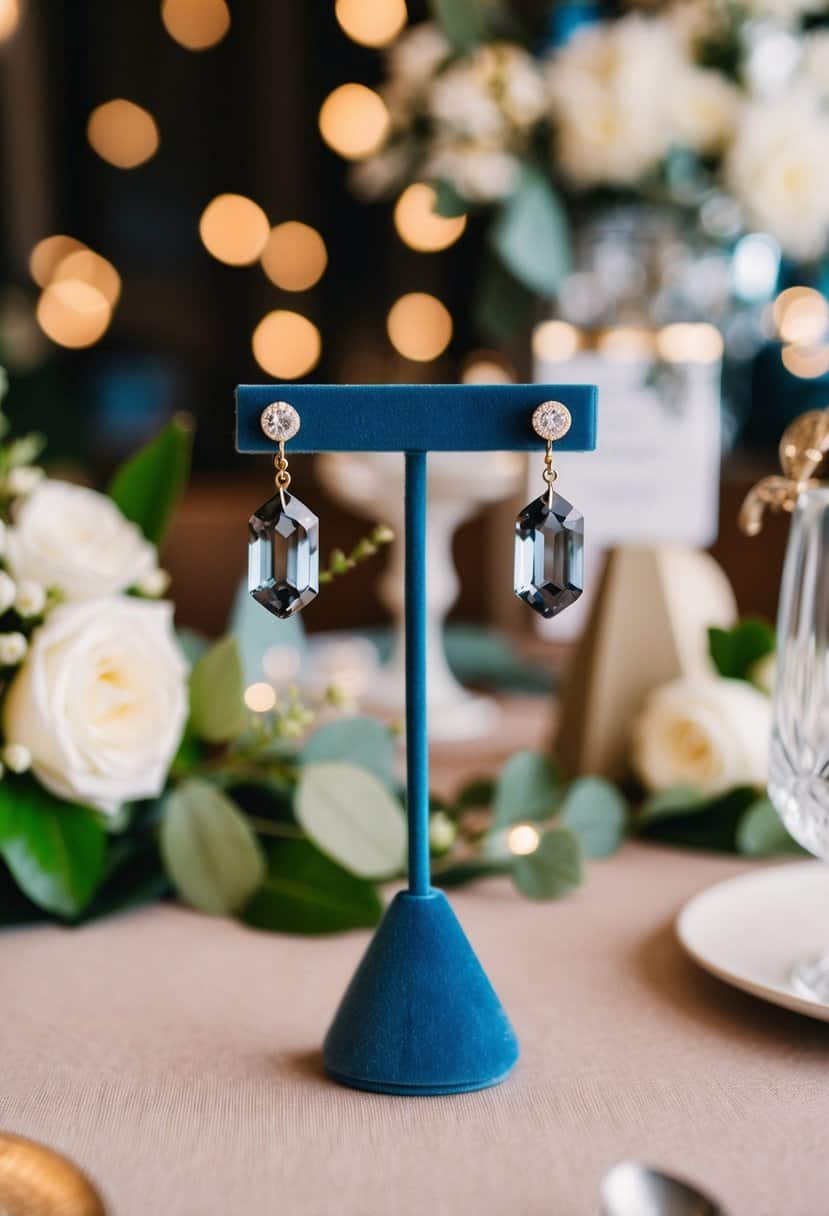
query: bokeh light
[
  {"left": 532, "top": 320, "right": 581, "bottom": 363},
  {"left": 199, "top": 194, "right": 270, "bottom": 266},
  {"left": 260, "top": 222, "right": 328, "bottom": 292},
  {"left": 29, "top": 235, "right": 87, "bottom": 288},
  {"left": 656, "top": 323, "right": 724, "bottom": 364},
  {"left": 393, "top": 184, "right": 466, "bottom": 253},
  {"left": 318, "top": 84, "right": 390, "bottom": 160},
  {"left": 781, "top": 344, "right": 829, "bottom": 379},
  {"left": 52, "top": 250, "right": 121, "bottom": 307},
  {"left": 36, "top": 281, "right": 111, "bottom": 349},
  {"left": 244, "top": 682, "right": 277, "bottom": 713},
  {"left": 161, "top": 0, "right": 230, "bottom": 50},
  {"left": 461, "top": 349, "right": 515, "bottom": 384},
  {"left": 252, "top": 310, "right": 322, "bottom": 379},
  {"left": 773, "top": 287, "right": 829, "bottom": 346},
  {"left": 508, "top": 824, "right": 540, "bottom": 856},
  {"left": 0, "top": 0, "right": 20, "bottom": 42},
  {"left": 386, "top": 292, "right": 452, "bottom": 362},
  {"left": 87, "top": 99, "right": 159, "bottom": 169},
  {"left": 597, "top": 327, "right": 655, "bottom": 360},
  {"left": 335, "top": 0, "right": 407, "bottom": 46}
]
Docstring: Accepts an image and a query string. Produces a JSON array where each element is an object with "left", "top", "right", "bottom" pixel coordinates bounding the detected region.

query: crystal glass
[{"left": 769, "top": 487, "right": 829, "bottom": 1000}]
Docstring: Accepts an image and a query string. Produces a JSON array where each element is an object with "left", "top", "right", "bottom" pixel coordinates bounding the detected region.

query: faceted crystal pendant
[
  {"left": 248, "top": 491, "right": 319, "bottom": 618},
  {"left": 514, "top": 491, "right": 584, "bottom": 619}
]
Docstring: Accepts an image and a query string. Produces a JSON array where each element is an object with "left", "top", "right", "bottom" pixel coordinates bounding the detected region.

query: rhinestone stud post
[
  {"left": 260, "top": 401, "right": 301, "bottom": 443},
  {"left": 532, "top": 401, "right": 571, "bottom": 442}
]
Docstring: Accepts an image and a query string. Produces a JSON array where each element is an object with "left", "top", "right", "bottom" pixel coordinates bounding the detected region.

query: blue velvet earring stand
[{"left": 236, "top": 383, "right": 598, "bottom": 1096}]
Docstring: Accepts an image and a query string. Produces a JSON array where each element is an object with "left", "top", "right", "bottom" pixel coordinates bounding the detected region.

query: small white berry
[
  {"left": 429, "top": 810, "right": 457, "bottom": 855},
  {"left": 136, "top": 568, "right": 171, "bottom": 598},
  {"left": 6, "top": 466, "right": 44, "bottom": 497},
  {"left": 3, "top": 743, "right": 31, "bottom": 774},
  {"left": 14, "top": 580, "right": 46, "bottom": 619},
  {"left": 0, "top": 632, "right": 27, "bottom": 666},
  {"left": 0, "top": 571, "right": 16, "bottom": 615}
]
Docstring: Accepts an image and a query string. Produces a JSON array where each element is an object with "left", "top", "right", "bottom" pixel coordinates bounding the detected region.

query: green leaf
[
  {"left": 474, "top": 252, "right": 536, "bottom": 341},
  {"left": 492, "top": 750, "right": 560, "bottom": 833},
  {"left": 637, "top": 785, "right": 758, "bottom": 853},
  {"left": 301, "top": 718, "right": 395, "bottom": 786},
  {"left": 428, "top": 0, "right": 492, "bottom": 49},
  {"left": 454, "top": 777, "right": 496, "bottom": 812},
  {"left": 489, "top": 165, "right": 570, "bottom": 299},
  {"left": 707, "top": 617, "right": 775, "bottom": 681},
  {"left": 295, "top": 762, "right": 407, "bottom": 879},
  {"left": 108, "top": 415, "right": 193, "bottom": 546},
  {"left": 160, "top": 780, "right": 266, "bottom": 915},
  {"left": 736, "top": 797, "right": 807, "bottom": 857},
  {"left": 189, "top": 635, "right": 246, "bottom": 744},
  {"left": 432, "top": 179, "right": 468, "bottom": 218},
  {"left": 511, "top": 827, "right": 583, "bottom": 900},
  {"left": 243, "top": 838, "right": 382, "bottom": 935},
  {"left": 560, "top": 777, "right": 627, "bottom": 859},
  {"left": 0, "top": 780, "right": 105, "bottom": 918},
  {"left": 638, "top": 785, "right": 707, "bottom": 825}
]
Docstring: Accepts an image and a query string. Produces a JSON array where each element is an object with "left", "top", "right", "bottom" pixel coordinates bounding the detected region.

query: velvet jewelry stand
[{"left": 236, "top": 384, "right": 598, "bottom": 1096}]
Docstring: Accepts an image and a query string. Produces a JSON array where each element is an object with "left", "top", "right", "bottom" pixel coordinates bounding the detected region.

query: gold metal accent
[
  {"left": 541, "top": 439, "right": 558, "bottom": 509},
  {"left": 0, "top": 1132, "right": 106, "bottom": 1215},
  {"left": 739, "top": 408, "right": 829, "bottom": 536},
  {"left": 274, "top": 438, "right": 292, "bottom": 509}
]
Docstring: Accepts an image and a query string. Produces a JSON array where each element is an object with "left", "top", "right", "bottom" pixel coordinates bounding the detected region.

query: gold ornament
[{"left": 739, "top": 408, "right": 829, "bottom": 536}]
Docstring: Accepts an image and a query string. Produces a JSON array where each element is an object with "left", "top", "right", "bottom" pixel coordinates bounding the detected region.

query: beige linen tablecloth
[{"left": 1, "top": 842, "right": 826, "bottom": 1216}]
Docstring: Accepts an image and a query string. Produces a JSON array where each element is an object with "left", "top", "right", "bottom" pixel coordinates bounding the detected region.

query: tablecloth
[{"left": 2, "top": 842, "right": 826, "bottom": 1216}]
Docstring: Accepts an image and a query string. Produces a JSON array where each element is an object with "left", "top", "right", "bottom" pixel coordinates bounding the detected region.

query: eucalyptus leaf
[
  {"left": 243, "top": 839, "right": 382, "bottom": 934},
  {"left": 454, "top": 777, "right": 496, "bottom": 812},
  {"left": 160, "top": 780, "right": 265, "bottom": 915},
  {"left": 432, "top": 179, "right": 468, "bottom": 217},
  {"left": 637, "top": 785, "right": 758, "bottom": 852},
  {"left": 428, "top": 0, "right": 491, "bottom": 49},
  {"left": 492, "top": 750, "right": 560, "bottom": 833},
  {"left": 189, "top": 635, "right": 246, "bottom": 743},
  {"left": 0, "top": 780, "right": 105, "bottom": 918},
  {"left": 708, "top": 618, "right": 774, "bottom": 682},
  {"left": 490, "top": 165, "right": 570, "bottom": 298},
  {"left": 638, "top": 786, "right": 706, "bottom": 825},
  {"left": 511, "top": 827, "right": 583, "bottom": 900},
  {"left": 108, "top": 415, "right": 193, "bottom": 546},
  {"left": 301, "top": 718, "right": 395, "bottom": 786},
  {"left": 295, "top": 762, "right": 407, "bottom": 879},
  {"left": 736, "top": 797, "right": 807, "bottom": 857},
  {"left": 561, "top": 777, "right": 627, "bottom": 859},
  {"left": 474, "top": 252, "right": 536, "bottom": 341}
]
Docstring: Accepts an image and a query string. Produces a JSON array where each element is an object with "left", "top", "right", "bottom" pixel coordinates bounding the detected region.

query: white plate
[{"left": 676, "top": 860, "right": 829, "bottom": 1022}]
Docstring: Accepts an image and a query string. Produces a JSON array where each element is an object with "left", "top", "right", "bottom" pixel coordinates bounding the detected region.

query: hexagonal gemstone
[
  {"left": 514, "top": 492, "right": 583, "bottom": 619},
  {"left": 248, "top": 492, "right": 319, "bottom": 618}
]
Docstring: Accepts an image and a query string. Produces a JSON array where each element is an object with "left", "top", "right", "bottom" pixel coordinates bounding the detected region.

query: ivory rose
[
  {"left": 632, "top": 676, "right": 771, "bottom": 796},
  {"left": 5, "top": 597, "right": 188, "bottom": 814},
  {"left": 5, "top": 480, "right": 156, "bottom": 600}
]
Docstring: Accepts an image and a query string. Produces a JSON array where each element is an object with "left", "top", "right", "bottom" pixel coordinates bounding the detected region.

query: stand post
[{"left": 405, "top": 451, "right": 430, "bottom": 896}]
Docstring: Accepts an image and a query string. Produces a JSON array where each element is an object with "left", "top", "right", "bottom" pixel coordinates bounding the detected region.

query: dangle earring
[
  {"left": 513, "top": 401, "right": 584, "bottom": 619},
  {"left": 248, "top": 401, "right": 319, "bottom": 618}
]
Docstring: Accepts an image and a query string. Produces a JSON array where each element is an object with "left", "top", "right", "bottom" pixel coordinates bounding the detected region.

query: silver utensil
[{"left": 601, "top": 1161, "right": 725, "bottom": 1216}]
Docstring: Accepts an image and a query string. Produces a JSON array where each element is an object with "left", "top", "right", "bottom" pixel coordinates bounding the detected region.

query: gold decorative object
[
  {"left": 739, "top": 408, "right": 829, "bottom": 536},
  {"left": 0, "top": 1132, "right": 106, "bottom": 1215}
]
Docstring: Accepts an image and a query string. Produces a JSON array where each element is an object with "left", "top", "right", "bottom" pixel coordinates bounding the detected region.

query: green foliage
[
  {"left": 491, "top": 750, "right": 560, "bottom": 833},
  {"left": 490, "top": 165, "right": 571, "bottom": 299},
  {"left": 160, "top": 780, "right": 265, "bottom": 915},
  {"left": 474, "top": 253, "right": 536, "bottom": 341},
  {"left": 189, "top": 635, "right": 246, "bottom": 744},
  {"left": 454, "top": 777, "right": 496, "bottom": 812},
  {"left": 432, "top": 179, "right": 468, "bottom": 217},
  {"left": 108, "top": 415, "right": 193, "bottom": 546},
  {"left": 0, "top": 780, "right": 105, "bottom": 918},
  {"left": 243, "top": 838, "right": 382, "bottom": 934},
  {"left": 301, "top": 717, "right": 396, "bottom": 786},
  {"left": 736, "top": 797, "right": 806, "bottom": 857},
  {"left": 511, "top": 827, "right": 583, "bottom": 899},
  {"left": 427, "top": 0, "right": 494, "bottom": 49},
  {"left": 637, "top": 785, "right": 759, "bottom": 852},
  {"left": 561, "top": 777, "right": 627, "bottom": 859},
  {"left": 708, "top": 617, "right": 775, "bottom": 681},
  {"left": 295, "top": 762, "right": 407, "bottom": 879}
]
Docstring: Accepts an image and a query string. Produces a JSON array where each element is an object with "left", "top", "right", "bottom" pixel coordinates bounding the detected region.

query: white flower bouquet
[{"left": 353, "top": 0, "right": 829, "bottom": 332}]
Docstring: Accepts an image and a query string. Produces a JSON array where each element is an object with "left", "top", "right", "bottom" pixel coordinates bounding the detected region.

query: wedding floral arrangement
[{"left": 352, "top": 0, "right": 829, "bottom": 329}]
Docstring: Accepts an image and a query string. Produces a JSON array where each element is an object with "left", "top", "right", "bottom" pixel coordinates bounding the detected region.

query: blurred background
[{"left": 0, "top": 0, "right": 826, "bottom": 702}]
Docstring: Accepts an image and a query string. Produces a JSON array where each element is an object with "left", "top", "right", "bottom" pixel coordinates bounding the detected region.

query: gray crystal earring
[
  {"left": 513, "top": 400, "right": 584, "bottom": 619},
  {"left": 248, "top": 401, "right": 319, "bottom": 619}
]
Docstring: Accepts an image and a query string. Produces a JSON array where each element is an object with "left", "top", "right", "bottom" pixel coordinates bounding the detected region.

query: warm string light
[
  {"left": 52, "top": 250, "right": 121, "bottom": 307},
  {"left": 393, "top": 184, "right": 466, "bottom": 253},
  {"left": 252, "top": 310, "right": 322, "bottom": 379},
  {"left": 773, "top": 286, "right": 828, "bottom": 345},
  {"left": 161, "top": 0, "right": 230, "bottom": 50},
  {"left": 781, "top": 344, "right": 829, "bottom": 379},
  {"left": 318, "top": 84, "right": 390, "bottom": 160},
  {"left": 335, "top": 0, "right": 407, "bottom": 47},
  {"left": 655, "top": 323, "right": 723, "bottom": 364},
  {"left": 508, "top": 824, "right": 540, "bottom": 856},
  {"left": 87, "top": 99, "right": 160, "bottom": 169},
  {"left": 29, "top": 235, "right": 120, "bottom": 349},
  {"left": 260, "top": 222, "right": 328, "bottom": 292},
  {"left": 461, "top": 350, "right": 515, "bottom": 384},
  {"left": 244, "top": 682, "right": 277, "bottom": 713},
  {"left": 199, "top": 194, "right": 270, "bottom": 266},
  {"left": 29, "top": 236, "right": 86, "bottom": 288},
  {"left": 532, "top": 320, "right": 581, "bottom": 363},
  {"left": 387, "top": 292, "right": 452, "bottom": 362},
  {"left": 0, "top": 0, "right": 20, "bottom": 42}
]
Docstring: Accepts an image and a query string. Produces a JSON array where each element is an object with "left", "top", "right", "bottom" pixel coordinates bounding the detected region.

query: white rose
[
  {"left": 6, "top": 479, "right": 156, "bottom": 601},
  {"left": 5, "top": 597, "right": 188, "bottom": 815},
  {"left": 387, "top": 22, "right": 451, "bottom": 94},
  {"left": 423, "top": 141, "right": 521, "bottom": 201},
  {"left": 0, "top": 571, "right": 15, "bottom": 614},
  {"left": 13, "top": 579, "right": 46, "bottom": 618},
  {"left": 750, "top": 652, "right": 776, "bottom": 695},
  {"left": 632, "top": 676, "right": 771, "bottom": 796},
  {"left": 0, "top": 632, "right": 26, "bottom": 665},
  {"left": 428, "top": 44, "right": 546, "bottom": 141}
]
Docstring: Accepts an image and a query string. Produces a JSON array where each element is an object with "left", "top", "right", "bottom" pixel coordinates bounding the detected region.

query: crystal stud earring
[
  {"left": 248, "top": 401, "right": 319, "bottom": 619},
  {"left": 513, "top": 400, "right": 584, "bottom": 619}
]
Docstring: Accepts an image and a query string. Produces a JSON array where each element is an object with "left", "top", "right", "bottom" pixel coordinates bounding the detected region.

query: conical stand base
[{"left": 323, "top": 889, "right": 519, "bottom": 1095}]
